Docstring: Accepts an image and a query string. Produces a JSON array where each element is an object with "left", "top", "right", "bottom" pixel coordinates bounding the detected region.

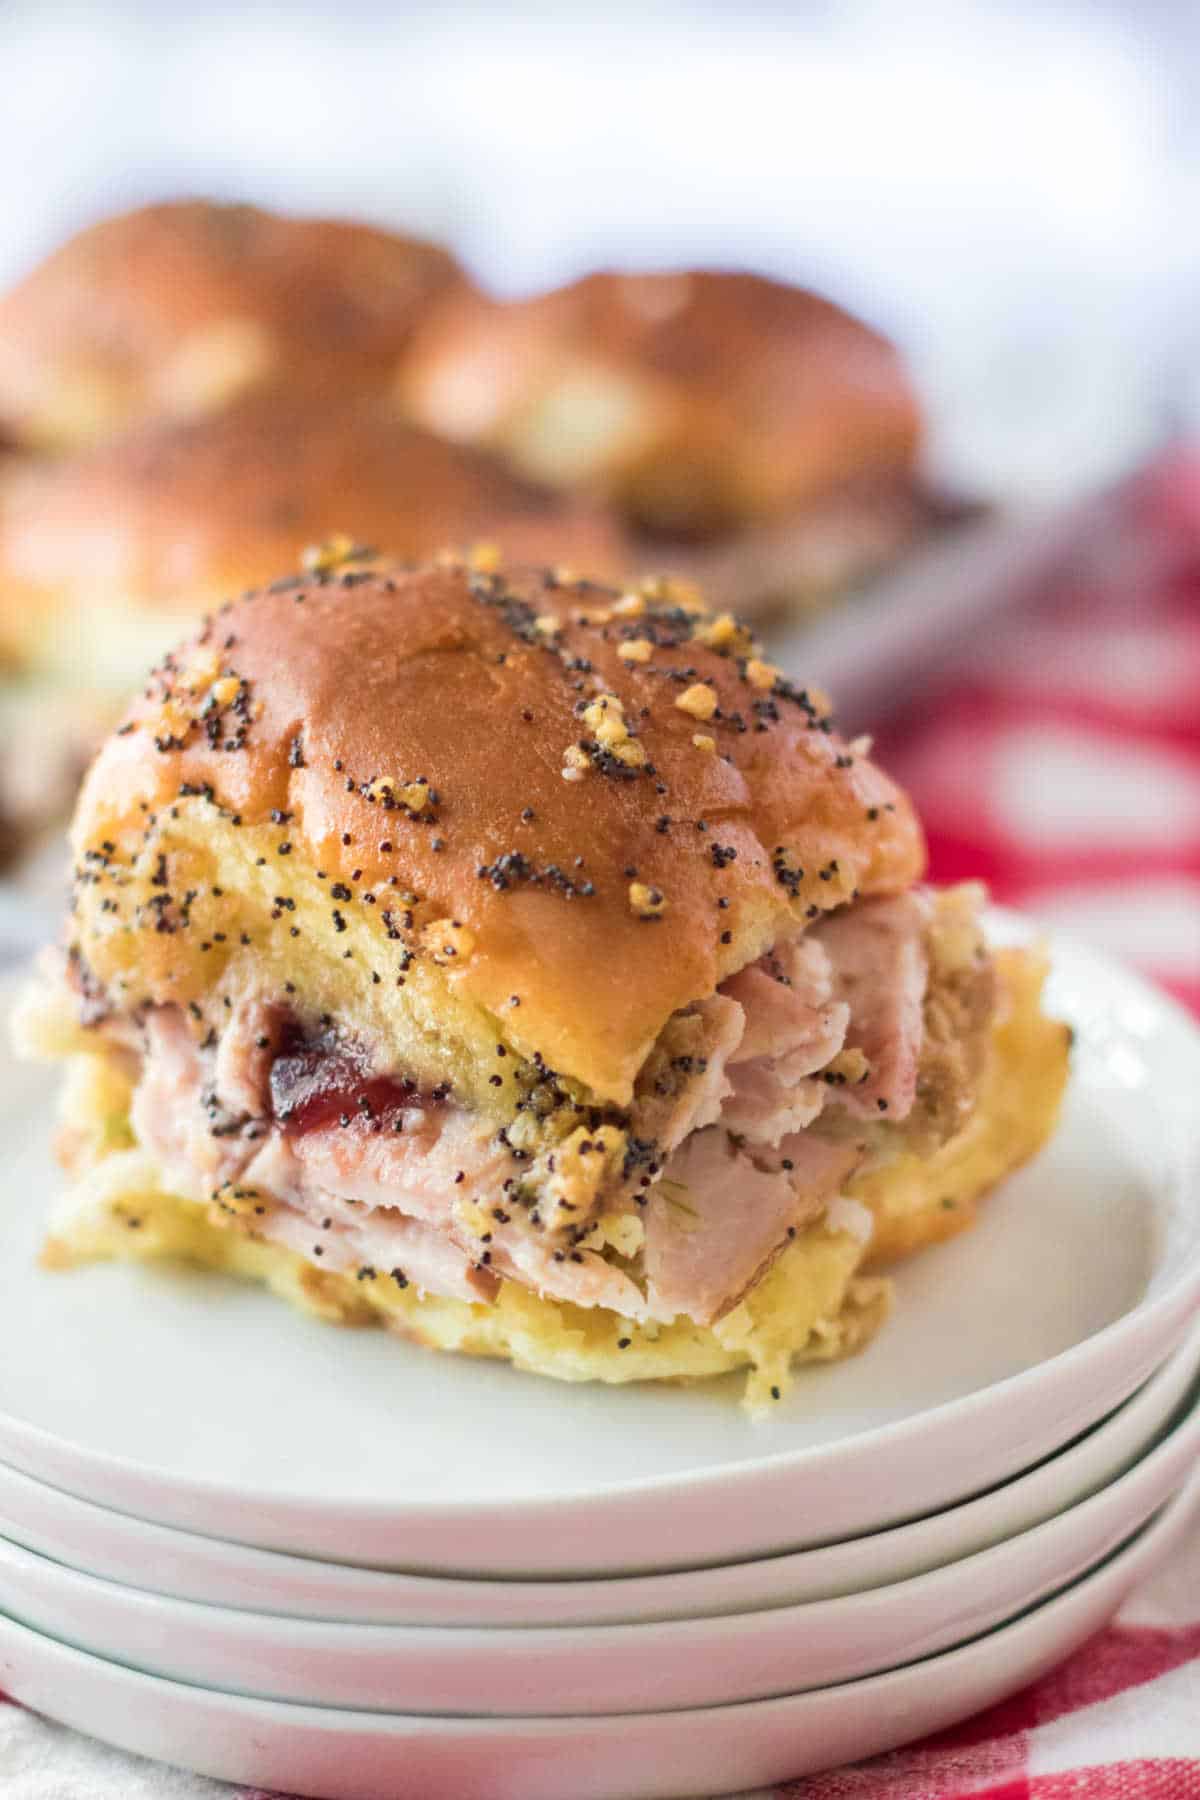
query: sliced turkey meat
[
  {"left": 811, "top": 890, "right": 933, "bottom": 1122},
  {"left": 720, "top": 934, "right": 843, "bottom": 1059},
  {"left": 719, "top": 1055, "right": 828, "bottom": 1142},
  {"left": 284, "top": 1103, "right": 511, "bottom": 1230},
  {"left": 718, "top": 935, "right": 850, "bottom": 1145},
  {"left": 131, "top": 1006, "right": 262, "bottom": 1199},
  {"left": 491, "top": 1233, "right": 650, "bottom": 1321},
  {"left": 631, "top": 992, "right": 744, "bottom": 1158},
  {"left": 644, "top": 1129, "right": 864, "bottom": 1326},
  {"left": 256, "top": 1185, "right": 498, "bottom": 1305},
  {"left": 245, "top": 1112, "right": 650, "bottom": 1320},
  {"left": 114, "top": 881, "right": 988, "bottom": 1330}
]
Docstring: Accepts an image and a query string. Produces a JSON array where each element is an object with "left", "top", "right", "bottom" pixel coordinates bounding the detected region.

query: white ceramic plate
[
  {"left": 0, "top": 1474, "right": 1195, "bottom": 1800},
  {"left": 1, "top": 1364, "right": 1197, "bottom": 1717},
  {"left": 1, "top": 921, "right": 1198, "bottom": 1576},
  {"left": 2, "top": 1319, "right": 1197, "bottom": 1630}
]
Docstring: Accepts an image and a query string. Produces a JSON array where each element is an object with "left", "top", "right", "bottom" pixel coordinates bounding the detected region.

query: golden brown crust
[
  {"left": 70, "top": 555, "right": 924, "bottom": 1101},
  {"left": 0, "top": 393, "right": 630, "bottom": 672},
  {"left": 398, "top": 270, "right": 922, "bottom": 537},
  {"left": 0, "top": 200, "right": 467, "bottom": 449}
]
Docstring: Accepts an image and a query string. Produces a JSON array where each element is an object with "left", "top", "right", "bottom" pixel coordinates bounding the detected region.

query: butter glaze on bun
[
  {"left": 397, "top": 270, "right": 922, "bottom": 538},
  {"left": 70, "top": 554, "right": 923, "bottom": 1107},
  {"left": 0, "top": 395, "right": 629, "bottom": 686},
  {"left": 0, "top": 199, "right": 465, "bottom": 450}
]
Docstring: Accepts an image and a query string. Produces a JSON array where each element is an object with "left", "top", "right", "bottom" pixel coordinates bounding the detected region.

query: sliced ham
[
  {"left": 633, "top": 993, "right": 744, "bottom": 1159},
  {"left": 242, "top": 1134, "right": 498, "bottom": 1302},
  {"left": 213, "top": 993, "right": 281, "bottom": 1120},
  {"left": 257, "top": 1188, "right": 497, "bottom": 1305},
  {"left": 643, "top": 1129, "right": 863, "bottom": 1327},
  {"left": 718, "top": 936, "right": 850, "bottom": 1145},
  {"left": 258, "top": 1112, "right": 650, "bottom": 1319},
  {"left": 131, "top": 1007, "right": 260, "bottom": 1201},
  {"left": 286, "top": 1105, "right": 511, "bottom": 1231},
  {"left": 491, "top": 1234, "right": 650, "bottom": 1321},
  {"left": 116, "top": 881, "right": 975, "bottom": 1330},
  {"left": 720, "top": 1055, "right": 828, "bottom": 1142},
  {"left": 812, "top": 891, "right": 932, "bottom": 1122},
  {"left": 720, "top": 935, "right": 839, "bottom": 1060}
]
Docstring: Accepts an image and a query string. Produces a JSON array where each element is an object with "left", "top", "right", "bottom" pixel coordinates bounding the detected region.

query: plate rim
[
  {"left": 0, "top": 1320, "right": 1195, "bottom": 1623},
  {"left": 0, "top": 1358, "right": 1195, "bottom": 1687},
  {"left": 0, "top": 1465, "right": 1193, "bottom": 1737}
]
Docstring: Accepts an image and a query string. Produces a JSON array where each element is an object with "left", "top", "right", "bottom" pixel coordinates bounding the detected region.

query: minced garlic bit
[
  {"left": 612, "top": 592, "right": 646, "bottom": 619},
  {"left": 209, "top": 675, "right": 240, "bottom": 707},
  {"left": 181, "top": 646, "right": 221, "bottom": 689},
  {"left": 396, "top": 781, "right": 433, "bottom": 813},
  {"left": 693, "top": 612, "right": 754, "bottom": 655},
  {"left": 456, "top": 1197, "right": 494, "bottom": 1237},
  {"left": 675, "top": 682, "right": 718, "bottom": 721},
  {"left": 534, "top": 614, "right": 562, "bottom": 638},
  {"left": 692, "top": 733, "right": 716, "bottom": 753},
  {"left": 808, "top": 685, "right": 834, "bottom": 717},
  {"left": 539, "top": 1125, "right": 626, "bottom": 1225},
  {"left": 576, "top": 695, "right": 648, "bottom": 769},
  {"left": 848, "top": 734, "right": 873, "bottom": 757},
  {"left": 640, "top": 574, "right": 706, "bottom": 614},
  {"left": 628, "top": 880, "right": 667, "bottom": 918},
  {"left": 617, "top": 638, "right": 653, "bottom": 663},
  {"left": 585, "top": 698, "right": 631, "bottom": 747},
  {"left": 826, "top": 1047, "right": 871, "bottom": 1085},
  {"left": 420, "top": 919, "right": 476, "bottom": 963},
  {"left": 302, "top": 533, "right": 363, "bottom": 575},
  {"left": 154, "top": 697, "right": 192, "bottom": 741},
  {"left": 581, "top": 1213, "right": 646, "bottom": 1258},
  {"left": 466, "top": 541, "right": 503, "bottom": 573},
  {"left": 745, "top": 657, "right": 780, "bottom": 691},
  {"left": 561, "top": 744, "right": 590, "bottom": 781},
  {"left": 366, "top": 776, "right": 436, "bottom": 818}
]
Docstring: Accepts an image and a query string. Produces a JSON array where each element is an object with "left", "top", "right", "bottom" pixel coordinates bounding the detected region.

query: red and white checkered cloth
[
  {"left": 1, "top": 452, "right": 1198, "bottom": 1798},
  {"left": 875, "top": 450, "right": 1200, "bottom": 1022}
]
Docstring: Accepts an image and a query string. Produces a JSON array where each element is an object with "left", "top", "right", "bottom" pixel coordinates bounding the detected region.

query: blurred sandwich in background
[
  {"left": 397, "top": 268, "right": 977, "bottom": 619},
  {"left": 0, "top": 390, "right": 627, "bottom": 858},
  {"left": 0, "top": 199, "right": 467, "bottom": 452}
]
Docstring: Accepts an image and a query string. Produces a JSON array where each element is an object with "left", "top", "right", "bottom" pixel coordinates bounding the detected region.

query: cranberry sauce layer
[{"left": 268, "top": 1019, "right": 451, "bottom": 1137}]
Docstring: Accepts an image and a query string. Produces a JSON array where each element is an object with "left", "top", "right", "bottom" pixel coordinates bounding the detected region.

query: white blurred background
[{"left": 0, "top": 0, "right": 1195, "bottom": 502}]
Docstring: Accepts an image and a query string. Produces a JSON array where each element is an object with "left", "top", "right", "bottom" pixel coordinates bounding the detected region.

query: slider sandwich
[
  {"left": 0, "top": 199, "right": 466, "bottom": 451},
  {"left": 18, "top": 553, "right": 1069, "bottom": 1405},
  {"left": 0, "top": 391, "right": 626, "bottom": 693},
  {"left": 398, "top": 270, "right": 954, "bottom": 618},
  {"left": 0, "top": 393, "right": 624, "bottom": 854}
]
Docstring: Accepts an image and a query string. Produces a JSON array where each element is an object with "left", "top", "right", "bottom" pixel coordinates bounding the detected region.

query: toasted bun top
[
  {"left": 398, "top": 270, "right": 922, "bottom": 537},
  {"left": 0, "top": 393, "right": 629, "bottom": 662},
  {"left": 71, "top": 555, "right": 924, "bottom": 1102},
  {"left": 0, "top": 200, "right": 465, "bottom": 450}
]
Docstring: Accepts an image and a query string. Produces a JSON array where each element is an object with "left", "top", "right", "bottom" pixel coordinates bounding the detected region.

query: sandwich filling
[{"left": 57, "top": 883, "right": 994, "bottom": 1333}]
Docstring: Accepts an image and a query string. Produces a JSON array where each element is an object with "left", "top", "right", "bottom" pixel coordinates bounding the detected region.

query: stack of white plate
[{"left": 0, "top": 923, "right": 1198, "bottom": 1800}]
